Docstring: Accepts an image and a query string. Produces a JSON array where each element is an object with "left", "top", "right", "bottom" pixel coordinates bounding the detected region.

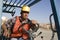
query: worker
[
  {"left": 1, "top": 16, "right": 9, "bottom": 40},
  {"left": 2, "top": 5, "right": 38, "bottom": 40}
]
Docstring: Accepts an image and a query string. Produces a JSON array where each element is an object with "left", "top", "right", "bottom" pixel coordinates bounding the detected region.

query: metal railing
[{"left": 3, "top": 0, "right": 41, "bottom": 16}]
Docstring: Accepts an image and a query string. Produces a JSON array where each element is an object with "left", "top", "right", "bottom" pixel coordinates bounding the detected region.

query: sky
[{"left": 2, "top": 0, "right": 60, "bottom": 24}]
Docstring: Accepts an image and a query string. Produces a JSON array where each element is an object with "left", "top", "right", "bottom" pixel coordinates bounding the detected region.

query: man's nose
[{"left": 25, "top": 13, "right": 28, "bottom": 15}]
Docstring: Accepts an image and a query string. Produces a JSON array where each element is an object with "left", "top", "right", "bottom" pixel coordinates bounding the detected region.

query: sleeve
[
  {"left": 5, "top": 17, "right": 16, "bottom": 28},
  {"left": 5, "top": 19, "right": 12, "bottom": 28}
]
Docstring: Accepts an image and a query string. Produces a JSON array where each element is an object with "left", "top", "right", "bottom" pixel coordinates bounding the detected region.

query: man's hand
[
  {"left": 31, "top": 20, "right": 39, "bottom": 32},
  {"left": 3, "top": 30, "right": 10, "bottom": 38}
]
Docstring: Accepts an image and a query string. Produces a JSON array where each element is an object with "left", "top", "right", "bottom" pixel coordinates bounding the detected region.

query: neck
[{"left": 20, "top": 16, "right": 27, "bottom": 21}]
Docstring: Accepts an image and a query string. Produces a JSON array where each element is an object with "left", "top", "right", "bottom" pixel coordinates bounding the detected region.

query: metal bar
[
  {"left": 12, "top": 0, "right": 17, "bottom": 5},
  {"left": 4, "top": 0, "right": 8, "bottom": 11},
  {"left": 8, "top": 0, "right": 17, "bottom": 16},
  {"left": 9, "top": 7, "right": 14, "bottom": 11},
  {"left": 3, "top": 10, "right": 15, "bottom": 13},
  {"left": 20, "top": 0, "right": 26, "bottom": 6},
  {"left": 5, "top": 0, "right": 8, "bottom": 4},
  {"left": 11, "top": 7, "right": 15, "bottom": 12},
  {"left": 50, "top": 0, "right": 60, "bottom": 40},
  {"left": 28, "top": 0, "right": 41, "bottom": 7},
  {"left": 6, "top": 0, "right": 12, "bottom": 11},
  {"left": 17, "top": 0, "right": 21, "bottom": 5},
  {"left": 49, "top": 13, "right": 56, "bottom": 40},
  {"left": 11, "top": 0, "right": 21, "bottom": 16},
  {"left": 17, "top": 0, "right": 22, "bottom": 6},
  {"left": 8, "top": 0, "right": 17, "bottom": 11},
  {"left": 3, "top": 8, "right": 15, "bottom": 16},
  {"left": 12, "top": 0, "right": 21, "bottom": 11},
  {"left": 9, "top": 0, "right": 12, "bottom": 5},
  {"left": 3, "top": 3, "right": 21, "bottom": 8},
  {"left": 11, "top": 12, "right": 15, "bottom": 16},
  {"left": 24, "top": 0, "right": 31, "bottom": 5}
]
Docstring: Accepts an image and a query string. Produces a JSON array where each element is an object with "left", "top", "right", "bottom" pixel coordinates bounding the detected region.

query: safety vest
[{"left": 10, "top": 16, "right": 30, "bottom": 39}]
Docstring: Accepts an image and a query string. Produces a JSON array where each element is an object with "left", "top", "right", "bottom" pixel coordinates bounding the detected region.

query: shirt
[{"left": 5, "top": 16, "right": 30, "bottom": 28}]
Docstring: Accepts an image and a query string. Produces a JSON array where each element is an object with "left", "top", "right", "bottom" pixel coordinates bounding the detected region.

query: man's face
[{"left": 21, "top": 12, "right": 29, "bottom": 19}]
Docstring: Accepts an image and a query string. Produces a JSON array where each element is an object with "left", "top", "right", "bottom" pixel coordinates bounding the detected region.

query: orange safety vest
[{"left": 10, "top": 16, "right": 30, "bottom": 39}]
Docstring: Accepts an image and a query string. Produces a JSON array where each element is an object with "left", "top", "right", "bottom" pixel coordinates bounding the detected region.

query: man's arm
[
  {"left": 2, "top": 19, "right": 11, "bottom": 31},
  {"left": 2, "top": 19, "right": 12, "bottom": 37},
  {"left": 2, "top": 22, "right": 8, "bottom": 32},
  {"left": 2, "top": 17, "right": 16, "bottom": 37},
  {"left": 2, "top": 22, "right": 10, "bottom": 38}
]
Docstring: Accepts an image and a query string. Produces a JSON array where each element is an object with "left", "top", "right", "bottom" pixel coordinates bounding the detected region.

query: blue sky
[{"left": 2, "top": 0, "right": 60, "bottom": 24}]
